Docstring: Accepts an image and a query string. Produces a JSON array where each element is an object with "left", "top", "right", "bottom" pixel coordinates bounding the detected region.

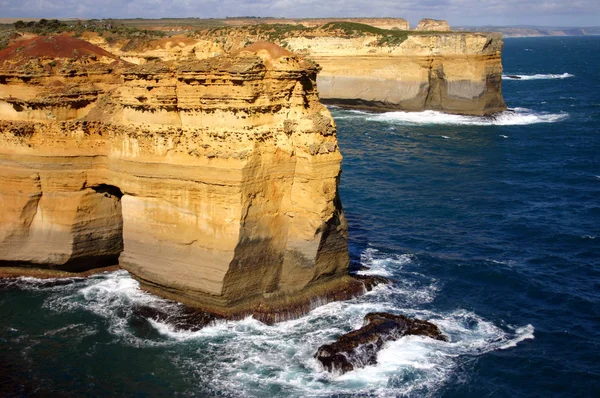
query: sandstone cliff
[
  {"left": 94, "top": 24, "right": 506, "bottom": 116},
  {"left": 0, "top": 37, "right": 365, "bottom": 322},
  {"left": 282, "top": 31, "right": 506, "bottom": 115},
  {"left": 274, "top": 18, "right": 410, "bottom": 31}
]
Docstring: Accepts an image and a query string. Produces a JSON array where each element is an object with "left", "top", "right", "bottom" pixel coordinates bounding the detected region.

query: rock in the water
[
  {"left": 353, "top": 274, "right": 391, "bottom": 291},
  {"left": 315, "top": 312, "right": 448, "bottom": 374},
  {"left": 132, "top": 303, "right": 219, "bottom": 332}
]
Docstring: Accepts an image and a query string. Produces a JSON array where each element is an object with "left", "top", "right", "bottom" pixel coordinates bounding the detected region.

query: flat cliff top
[
  {"left": 0, "top": 20, "right": 504, "bottom": 67},
  {"left": 221, "top": 18, "right": 411, "bottom": 30},
  {"left": 0, "top": 35, "right": 311, "bottom": 75},
  {"left": 142, "top": 22, "right": 502, "bottom": 61}
]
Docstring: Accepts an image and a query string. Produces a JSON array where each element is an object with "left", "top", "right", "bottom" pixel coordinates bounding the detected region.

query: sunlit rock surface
[
  {"left": 287, "top": 33, "right": 507, "bottom": 115},
  {"left": 0, "top": 37, "right": 365, "bottom": 322}
]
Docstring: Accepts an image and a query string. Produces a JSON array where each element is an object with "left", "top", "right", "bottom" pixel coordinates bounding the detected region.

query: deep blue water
[{"left": 1, "top": 36, "right": 599, "bottom": 397}]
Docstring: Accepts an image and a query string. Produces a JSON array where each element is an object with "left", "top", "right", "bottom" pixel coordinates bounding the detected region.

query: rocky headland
[
  {"left": 284, "top": 29, "right": 506, "bottom": 115},
  {"left": 0, "top": 36, "right": 378, "bottom": 322},
  {"left": 0, "top": 18, "right": 507, "bottom": 322},
  {"left": 80, "top": 20, "right": 506, "bottom": 116}
]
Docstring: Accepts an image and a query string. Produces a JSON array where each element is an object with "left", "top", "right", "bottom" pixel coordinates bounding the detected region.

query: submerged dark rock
[
  {"left": 353, "top": 274, "right": 392, "bottom": 291},
  {"left": 315, "top": 312, "right": 448, "bottom": 374},
  {"left": 132, "top": 303, "right": 220, "bottom": 332}
]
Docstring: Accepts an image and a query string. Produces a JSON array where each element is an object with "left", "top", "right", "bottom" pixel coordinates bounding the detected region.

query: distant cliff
[
  {"left": 89, "top": 22, "right": 507, "bottom": 116},
  {"left": 0, "top": 37, "right": 367, "bottom": 322},
  {"left": 291, "top": 31, "right": 507, "bottom": 115}
]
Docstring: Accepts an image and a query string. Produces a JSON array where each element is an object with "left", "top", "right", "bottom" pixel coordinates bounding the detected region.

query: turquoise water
[{"left": 1, "top": 36, "right": 599, "bottom": 397}]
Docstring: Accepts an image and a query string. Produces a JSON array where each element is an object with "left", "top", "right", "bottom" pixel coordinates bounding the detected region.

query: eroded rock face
[
  {"left": 315, "top": 312, "right": 448, "bottom": 374},
  {"left": 0, "top": 37, "right": 363, "bottom": 321},
  {"left": 85, "top": 26, "right": 506, "bottom": 116},
  {"left": 285, "top": 33, "right": 506, "bottom": 115}
]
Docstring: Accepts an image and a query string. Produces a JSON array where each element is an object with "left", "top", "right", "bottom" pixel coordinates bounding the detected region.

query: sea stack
[
  {"left": 0, "top": 37, "right": 365, "bottom": 322},
  {"left": 284, "top": 31, "right": 507, "bottom": 115}
]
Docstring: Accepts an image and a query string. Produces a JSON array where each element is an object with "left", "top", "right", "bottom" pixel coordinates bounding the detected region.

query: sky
[{"left": 0, "top": 0, "right": 598, "bottom": 27}]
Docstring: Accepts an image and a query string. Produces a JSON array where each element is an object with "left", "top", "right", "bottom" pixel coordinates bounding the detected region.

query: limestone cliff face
[
  {"left": 0, "top": 38, "right": 362, "bottom": 321},
  {"left": 84, "top": 25, "right": 506, "bottom": 116},
  {"left": 286, "top": 32, "right": 507, "bottom": 115},
  {"left": 82, "top": 33, "right": 223, "bottom": 65},
  {"left": 294, "top": 18, "right": 410, "bottom": 31}
]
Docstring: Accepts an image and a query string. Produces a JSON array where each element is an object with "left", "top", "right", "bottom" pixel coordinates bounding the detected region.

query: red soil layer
[
  {"left": 0, "top": 35, "right": 118, "bottom": 62},
  {"left": 239, "top": 40, "right": 292, "bottom": 59}
]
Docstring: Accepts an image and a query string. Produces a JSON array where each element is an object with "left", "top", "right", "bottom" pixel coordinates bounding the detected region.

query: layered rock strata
[
  {"left": 285, "top": 32, "right": 507, "bottom": 115},
  {"left": 83, "top": 23, "right": 506, "bottom": 116},
  {"left": 0, "top": 37, "right": 365, "bottom": 321}
]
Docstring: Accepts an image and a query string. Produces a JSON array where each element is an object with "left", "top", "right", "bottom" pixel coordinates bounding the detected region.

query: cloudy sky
[{"left": 0, "top": 0, "right": 598, "bottom": 27}]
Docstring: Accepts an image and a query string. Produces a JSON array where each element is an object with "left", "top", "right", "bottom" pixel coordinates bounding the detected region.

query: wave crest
[
  {"left": 361, "top": 108, "right": 568, "bottom": 126},
  {"left": 503, "top": 73, "right": 574, "bottom": 80},
  {"left": 7, "top": 251, "right": 534, "bottom": 397}
]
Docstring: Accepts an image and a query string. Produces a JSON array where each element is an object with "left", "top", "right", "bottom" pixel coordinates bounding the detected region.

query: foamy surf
[
  {"left": 367, "top": 108, "right": 568, "bottom": 126},
  {"left": 7, "top": 248, "right": 534, "bottom": 397},
  {"left": 331, "top": 107, "right": 568, "bottom": 126},
  {"left": 40, "top": 270, "right": 185, "bottom": 346},
  {"left": 157, "top": 248, "right": 532, "bottom": 397},
  {"left": 503, "top": 72, "right": 574, "bottom": 80}
]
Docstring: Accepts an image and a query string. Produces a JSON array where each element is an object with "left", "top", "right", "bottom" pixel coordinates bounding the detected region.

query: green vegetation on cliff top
[
  {"left": 0, "top": 18, "right": 468, "bottom": 52},
  {"left": 1, "top": 19, "right": 167, "bottom": 50}
]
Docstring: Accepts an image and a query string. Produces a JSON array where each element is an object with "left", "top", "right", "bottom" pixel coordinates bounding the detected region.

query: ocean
[{"left": 1, "top": 36, "right": 599, "bottom": 397}]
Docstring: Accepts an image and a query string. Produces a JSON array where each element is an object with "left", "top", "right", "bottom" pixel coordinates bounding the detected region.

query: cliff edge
[
  {"left": 117, "top": 23, "right": 507, "bottom": 116},
  {"left": 285, "top": 30, "right": 507, "bottom": 115},
  {"left": 0, "top": 37, "right": 365, "bottom": 322}
]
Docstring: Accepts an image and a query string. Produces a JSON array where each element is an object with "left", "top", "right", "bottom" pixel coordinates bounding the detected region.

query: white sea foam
[
  {"left": 358, "top": 247, "right": 413, "bottom": 277},
  {"left": 41, "top": 270, "right": 181, "bottom": 346},
  {"left": 330, "top": 106, "right": 568, "bottom": 126},
  {"left": 365, "top": 108, "right": 568, "bottom": 126},
  {"left": 152, "top": 249, "right": 532, "bottom": 397},
  {"left": 487, "top": 259, "right": 516, "bottom": 266},
  {"left": 43, "top": 323, "right": 84, "bottom": 336},
  {"left": 164, "top": 296, "right": 534, "bottom": 398},
  {"left": 503, "top": 72, "right": 574, "bottom": 80},
  {"left": 499, "top": 324, "right": 535, "bottom": 350},
  {"left": 14, "top": 250, "right": 533, "bottom": 397}
]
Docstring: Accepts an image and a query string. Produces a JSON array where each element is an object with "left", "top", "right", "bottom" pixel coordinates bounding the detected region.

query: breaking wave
[
  {"left": 503, "top": 73, "right": 574, "bottom": 80},
  {"left": 334, "top": 107, "right": 568, "bottom": 126},
  {"left": 3, "top": 246, "right": 535, "bottom": 397}
]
